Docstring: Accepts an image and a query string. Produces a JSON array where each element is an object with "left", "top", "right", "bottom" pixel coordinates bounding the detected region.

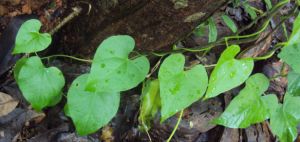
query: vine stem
[
  {"left": 49, "top": 6, "right": 82, "bottom": 35},
  {"left": 41, "top": 54, "right": 92, "bottom": 63},
  {"left": 166, "top": 110, "right": 184, "bottom": 142},
  {"left": 151, "top": 0, "right": 290, "bottom": 56}
]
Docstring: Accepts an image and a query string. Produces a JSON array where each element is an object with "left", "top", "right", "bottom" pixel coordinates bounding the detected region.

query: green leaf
[
  {"left": 213, "top": 74, "right": 275, "bottom": 128},
  {"left": 194, "top": 23, "right": 207, "bottom": 37},
  {"left": 66, "top": 74, "right": 120, "bottom": 136},
  {"left": 222, "top": 14, "right": 237, "bottom": 33},
  {"left": 261, "top": 94, "right": 279, "bottom": 116},
  {"left": 287, "top": 71, "right": 300, "bottom": 96},
  {"left": 243, "top": 3, "right": 257, "bottom": 20},
  {"left": 270, "top": 94, "right": 300, "bottom": 142},
  {"left": 13, "top": 19, "right": 51, "bottom": 54},
  {"left": 264, "top": 0, "right": 272, "bottom": 9},
  {"left": 208, "top": 17, "right": 217, "bottom": 43},
  {"left": 158, "top": 54, "right": 208, "bottom": 122},
  {"left": 138, "top": 79, "right": 160, "bottom": 131},
  {"left": 204, "top": 45, "right": 254, "bottom": 99},
  {"left": 14, "top": 56, "right": 65, "bottom": 111},
  {"left": 278, "top": 44, "right": 300, "bottom": 74},
  {"left": 278, "top": 13, "right": 300, "bottom": 74},
  {"left": 86, "top": 35, "right": 150, "bottom": 92}
]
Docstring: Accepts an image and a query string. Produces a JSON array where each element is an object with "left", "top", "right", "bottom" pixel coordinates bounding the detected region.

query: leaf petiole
[
  {"left": 166, "top": 110, "right": 184, "bottom": 142},
  {"left": 41, "top": 54, "right": 92, "bottom": 63}
]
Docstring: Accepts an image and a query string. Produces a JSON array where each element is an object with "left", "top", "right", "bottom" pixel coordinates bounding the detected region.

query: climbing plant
[{"left": 12, "top": 0, "right": 300, "bottom": 141}]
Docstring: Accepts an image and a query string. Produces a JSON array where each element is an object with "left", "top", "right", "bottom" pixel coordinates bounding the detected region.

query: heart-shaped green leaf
[
  {"left": 270, "top": 94, "right": 300, "bottom": 142},
  {"left": 158, "top": 54, "right": 208, "bottom": 122},
  {"left": 86, "top": 35, "right": 150, "bottom": 92},
  {"left": 66, "top": 74, "right": 120, "bottom": 136},
  {"left": 278, "top": 13, "right": 300, "bottom": 74},
  {"left": 14, "top": 56, "right": 65, "bottom": 111},
  {"left": 13, "top": 19, "right": 51, "bottom": 54},
  {"left": 287, "top": 71, "right": 300, "bottom": 96},
  {"left": 204, "top": 45, "right": 254, "bottom": 99},
  {"left": 213, "top": 73, "right": 276, "bottom": 128}
]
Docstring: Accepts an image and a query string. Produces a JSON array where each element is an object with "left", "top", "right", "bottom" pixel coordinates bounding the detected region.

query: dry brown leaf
[
  {"left": 100, "top": 126, "right": 114, "bottom": 142},
  {"left": 0, "top": 92, "right": 18, "bottom": 117}
]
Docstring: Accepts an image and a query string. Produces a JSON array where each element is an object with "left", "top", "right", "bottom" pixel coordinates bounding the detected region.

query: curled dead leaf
[{"left": 0, "top": 92, "right": 18, "bottom": 117}]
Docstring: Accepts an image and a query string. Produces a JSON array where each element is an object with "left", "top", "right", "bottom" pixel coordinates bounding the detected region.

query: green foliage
[
  {"left": 278, "top": 13, "right": 300, "bottom": 74},
  {"left": 287, "top": 71, "right": 300, "bottom": 96},
  {"left": 65, "top": 74, "right": 120, "bottom": 135},
  {"left": 158, "top": 54, "right": 208, "bottom": 122},
  {"left": 12, "top": 11, "right": 300, "bottom": 140},
  {"left": 14, "top": 56, "right": 65, "bottom": 111},
  {"left": 194, "top": 23, "right": 206, "bottom": 37},
  {"left": 208, "top": 17, "right": 217, "bottom": 43},
  {"left": 139, "top": 79, "right": 160, "bottom": 131},
  {"left": 204, "top": 45, "right": 254, "bottom": 99},
  {"left": 269, "top": 94, "right": 300, "bottom": 142},
  {"left": 222, "top": 14, "right": 237, "bottom": 33},
  {"left": 13, "top": 19, "right": 51, "bottom": 54},
  {"left": 64, "top": 35, "right": 149, "bottom": 135},
  {"left": 278, "top": 44, "right": 300, "bottom": 74},
  {"left": 243, "top": 2, "right": 257, "bottom": 20},
  {"left": 264, "top": 0, "right": 272, "bottom": 9},
  {"left": 85, "top": 35, "right": 150, "bottom": 92},
  {"left": 213, "top": 74, "right": 277, "bottom": 128}
]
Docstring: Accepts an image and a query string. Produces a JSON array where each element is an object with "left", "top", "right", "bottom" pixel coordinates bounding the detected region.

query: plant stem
[
  {"left": 41, "top": 54, "right": 92, "bottom": 63},
  {"left": 166, "top": 110, "right": 184, "bottom": 142},
  {"left": 49, "top": 6, "right": 82, "bottom": 35},
  {"left": 204, "top": 64, "right": 216, "bottom": 68}
]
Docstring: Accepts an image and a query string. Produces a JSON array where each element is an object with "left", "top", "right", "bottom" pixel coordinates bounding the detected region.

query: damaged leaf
[
  {"left": 66, "top": 74, "right": 120, "bottom": 136},
  {"left": 86, "top": 35, "right": 150, "bottom": 92},
  {"left": 205, "top": 45, "right": 254, "bottom": 99},
  {"left": 159, "top": 53, "right": 208, "bottom": 122}
]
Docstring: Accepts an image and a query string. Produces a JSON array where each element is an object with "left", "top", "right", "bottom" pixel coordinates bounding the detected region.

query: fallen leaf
[
  {"left": 0, "top": 92, "right": 18, "bottom": 117},
  {"left": 101, "top": 126, "right": 114, "bottom": 142}
]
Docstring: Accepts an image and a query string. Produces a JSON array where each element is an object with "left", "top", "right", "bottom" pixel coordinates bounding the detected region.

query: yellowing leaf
[{"left": 139, "top": 79, "right": 160, "bottom": 131}]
